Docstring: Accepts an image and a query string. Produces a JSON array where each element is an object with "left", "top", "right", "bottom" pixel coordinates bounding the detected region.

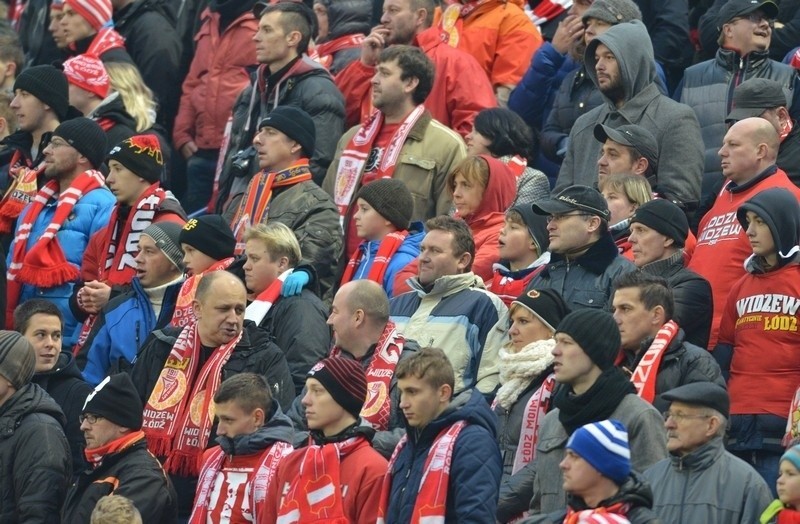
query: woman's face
[
  {"left": 466, "top": 128, "right": 493, "bottom": 157},
  {"left": 451, "top": 172, "right": 484, "bottom": 217},
  {"left": 602, "top": 188, "right": 638, "bottom": 226},
  {"left": 508, "top": 305, "right": 553, "bottom": 352}
]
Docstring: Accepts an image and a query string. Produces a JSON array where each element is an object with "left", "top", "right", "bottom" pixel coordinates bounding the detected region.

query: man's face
[
  {"left": 313, "top": 3, "right": 329, "bottom": 40},
  {"left": 243, "top": 238, "right": 284, "bottom": 295},
  {"left": 718, "top": 123, "right": 761, "bottom": 184},
  {"left": 107, "top": 159, "right": 146, "bottom": 206},
  {"left": 723, "top": 9, "right": 772, "bottom": 56},
  {"left": 629, "top": 222, "right": 671, "bottom": 267},
  {"left": 546, "top": 211, "right": 594, "bottom": 254},
  {"left": 60, "top": 4, "right": 95, "bottom": 44},
  {"left": 302, "top": 377, "right": 349, "bottom": 432},
  {"left": 354, "top": 198, "right": 392, "bottom": 240},
  {"left": 22, "top": 313, "right": 62, "bottom": 373},
  {"left": 253, "top": 126, "right": 297, "bottom": 172},
  {"left": 398, "top": 375, "right": 447, "bottom": 429},
  {"left": 42, "top": 136, "right": 81, "bottom": 179},
  {"left": 560, "top": 448, "right": 606, "bottom": 496},
  {"left": 744, "top": 210, "right": 776, "bottom": 260},
  {"left": 253, "top": 11, "right": 295, "bottom": 66},
  {"left": 81, "top": 414, "right": 125, "bottom": 449},
  {"left": 498, "top": 216, "right": 537, "bottom": 263},
  {"left": 10, "top": 90, "right": 49, "bottom": 133},
  {"left": 612, "top": 287, "right": 659, "bottom": 351},
  {"left": 594, "top": 43, "right": 624, "bottom": 101},
  {"left": 215, "top": 400, "right": 262, "bottom": 439},
  {"left": 417, "top": 229, "right": 467, "bottom": 285},
  {"left": 372, "top": 59, "right": 413, "bottom": 112},
  {"left": 584, "top": 17, "right": 612, "bottom": 44},
  {"left": 134, "top": 235, "right": 178, "bottom": 289},
  {"left": 551, "top": 332, "right": 596, "bottom": 387},
  {"left": 327, "top": 286, "right": 357, "bottom": 349},
  {"left": 664, "top": 401, "right": 714, "bottom": 456},
  {"left": 194, "top": 278, "right": 246, "bottom": 347},
  {"left": 597, "top": 140, "right": 637, "bottom": 181},
  {"left": 380, "top": 0, "right": 421, "bottom": 45},
  {"left": 181, "top": 243, "right": 217, "bottom": 277},
  {"left": 49, "top": 9, "right": 69, "bottom": 48}
]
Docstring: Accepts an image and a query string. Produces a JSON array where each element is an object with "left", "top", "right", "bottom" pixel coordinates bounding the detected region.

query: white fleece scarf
[{"left": 496, "top": 338, "right": 556, "bottom": 410}]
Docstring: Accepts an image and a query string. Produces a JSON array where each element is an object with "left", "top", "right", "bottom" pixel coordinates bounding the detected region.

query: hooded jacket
[
  {"left": 555, "top": 20, "right": 703, "bottom": 208},
  {"left": 316, "top": 0, "right": 371, "bottom": 75},
  {"left": 385, "top": 389, "right": 502, "bottom": 524},
  {"left": 0, "top": 383, "right": 71, "bottom": 524},
  {"left": 89, "top": 93, "right": 138, "bottom": 151},
  {"left": 352, "top": 221, "right": 425, "bottom": 297}
]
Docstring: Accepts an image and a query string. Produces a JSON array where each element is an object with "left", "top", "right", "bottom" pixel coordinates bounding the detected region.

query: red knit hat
[
  {"left": 63, "top": 54, "right": 109, "bottom": 99},
  {"left": 307, "top": 357, "right": 367, "bottom": 419},
  {"left": 64, "top": 0, "right": 112, "bottom": 31}
]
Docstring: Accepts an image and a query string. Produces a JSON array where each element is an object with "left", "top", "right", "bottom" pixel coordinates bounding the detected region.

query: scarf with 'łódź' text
[
  {"left": 555, "top": 367, "right": 636, "bottom": 436},
  {"left": 333, "top": 106, "right": 425, "bottom": 223},
  {"left": 630, "top": 320, "right": 679, "bottom": 404},
  {"left": 339, "top": 230, "right": 409, "bottom": 287},
  {"left": 84, "top": 430, "right": 146, "bottom": 468},
  {"left": 0, "top": 151, "right": 43, "bottom": 233},
  {"left": 230, "top": 161, "right": 312, "bottom": 254},
  {"left": 6, "top": 170, "right": 105, "bottom": 328},
  {"left": 564, "top": 502, "right": 632, "bottom": 524},
  {"left": 189, "top": 440, "right": 293, "bottom": 524},
  {"left": 142, "top": 321, "right": 242, "bottom": 476},
  {"left": 330, "top": 321, "right": 404, "bottom": 431},
  {"left": 376, "top": 420, "right": 466, "bottom": 523},
  {"left": 170, "top": 257, "right": 235, "bottom": 327}
]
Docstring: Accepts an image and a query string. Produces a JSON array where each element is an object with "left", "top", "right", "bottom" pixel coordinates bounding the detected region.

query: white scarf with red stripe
[
  {"left": 244, "top": 269, "right": 293, "bottom": 324},
  {"left": 630, "top": 320, "right": 680, "bottom": 403}
]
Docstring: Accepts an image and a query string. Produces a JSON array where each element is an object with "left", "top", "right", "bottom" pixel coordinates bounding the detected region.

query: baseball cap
[
  {"left": 594, "top": 123, "right": 659, "bottom": 171},
  {"left": 725, "top": 78, "right": 788, "bottom": 122},
  {"left": 532, "top": 185, "right": 611, "bottom": 221}
]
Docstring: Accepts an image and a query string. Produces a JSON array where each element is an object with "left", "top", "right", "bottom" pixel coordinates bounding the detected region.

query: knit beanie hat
[
  {"left": 307, "top": 357, "right": 367, "bottom": 419},
  {"left": 107, "top": 134, "right": 164, "bottom": 184},
  {"left": 53, "top": 117, "right": 108, "bottom": 170},
  {"left": 82, "top": 374, "right": 143, "bottom": 430},
  {"left": 63, "top": 54, "right": 109, "bottom": 100},
  {"left": 179, "top": 215, "right": 236, "bottom": 261},
  {"left": 356, "top": 178, "right": 414, "bottom": 231},
  {"left": 258, "top": 106, "right": 316, "bottom": 158},
  {"left": 13, "top": 65, "right": 70, "bottom": 121},
  {"left": 582, "top": 0, "right": 642, "bottom": 24},
  {"left": 0, "top": 331, "right": 35, "bottom": 389},
  {"left": 782, "top": 445, "right": 800, "bottom": 472},
  {"left": 512, "top": 289, "right": 571, "bottom": 333},
  {"left": 566, "top": 419, "right": 631, "bottom": 485},
  {"left": 630, "top": 199, "right": 689, "bottom": 248},
  {"left": 556, "top": 309, "right": 621, "bottom": 371},
  {"left": 142, "top": 222, "right": 186, "bottom": 273},
  {"left": 64, "top": 0, "right": 113, "bottom": 31}
]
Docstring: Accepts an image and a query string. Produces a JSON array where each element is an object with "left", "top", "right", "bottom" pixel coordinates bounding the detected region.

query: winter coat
[
  {"left": 62, "top": 436, "right": 178, "bottom": 524},
  {"left": 32, "top": 352, "right": 93, "bottom": 476},
  {"left": 555, "top": 21, "right": 703, "bottom": 208},
  {"left": 635, "top": 0, "right": 693, "bottom": 89},
  {"left": 351, "top": 221, "right": 425, "bottom": 297},
  {"left": 172, "top": 8, "right": 258, "bottom": 151},
  {"left": 89, "top": 93, "right": 138, "bottom": 152},
  {"left": 489, "top": 260, "right": 547, "bottom": 307},
  {"left": 385, "top": 389, "right": 502, "bottom": 524},
  {"left": 0, "top": 383, "right": 71, "bottom": 524},
  {"left": 257, "top": 288, "right": 331, "bottom": 395},
  {"left": 778, "top": 119, "right": 800, "bottom": 187},
  {"left": 7, "top": 186, "right": 115, "bottom": 348},
  {"left": 81, "top": 277, "right": 183, "bottom": 386},
  {"left": 18, "top": 0, "right": 64, "bottom": 68},
  {"left": 676, "top": 48, "right": 799, "bottom": 199},
  {"left": 113, "top": 0, "right": 182, "bottom": 130},
  {"left": 527, "top": 231, "right": 636, "bottom": 312},
  {"left": 389, "top": 272, "right": 507, "bottom": 395},
  {"left": 68, "top": 31, "right": 135, "bottom": 65},
  {"left": 643, "top": 437, "right": 772, "bottom": 524}
]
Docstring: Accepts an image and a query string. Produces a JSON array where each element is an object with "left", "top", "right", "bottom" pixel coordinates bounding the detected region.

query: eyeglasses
[
  {"left": 730, "top": 13, "right": 775, "bottom": 27},
  {"left": 79, "top": 414, "right": 104, "bottom": 425},
  {"left": 662, "top": 411, "right": 712, "bottom": 422},
  {"left": 546, "top": 212, "right": 592, "bottom": 224},
  {"left": 48, "top": 138, "right": 71, "bottom": 149}
]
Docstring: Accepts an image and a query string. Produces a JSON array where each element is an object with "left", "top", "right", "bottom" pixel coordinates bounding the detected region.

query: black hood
[
  {"left": 0, "top": 383, "right": 67, "bottom": 436},
  {"left": 322, "top": 0, "right": 371, "bottom": 41},
  {"left": 33, "top": 351, "right": 84, "bottom": 382},
  {"left": 92, "top": 93, "right": 137, "bottom": 130},
  {"left": 736, "top": 187, "right": 800, "bottom": 269}
]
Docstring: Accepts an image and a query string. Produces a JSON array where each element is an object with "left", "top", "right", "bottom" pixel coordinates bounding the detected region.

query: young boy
[
  {"left": 340, "top": 178, "right": 424, "bottom": 297},
  {"left": 490, "top": 203, "right": 551, "bottom": 306}
]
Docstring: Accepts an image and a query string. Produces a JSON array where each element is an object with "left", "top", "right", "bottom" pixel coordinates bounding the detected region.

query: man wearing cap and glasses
[
  {"left": 677, "top": 0, "right": 800, "bottom": 202},
  {"left": 526, "top": 185, "right": 635, "bottom": 311},
  {"left": 594, "top": 123, "right": 659, "bottom": 190}
]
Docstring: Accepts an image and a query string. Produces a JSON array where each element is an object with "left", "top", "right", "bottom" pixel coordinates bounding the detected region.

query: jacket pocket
[
  {"left": 571, "top": 290, "right": 607, "bottom": 309},
  {"left": 398, "top": 154, "right": 436, "bottom": 218}
]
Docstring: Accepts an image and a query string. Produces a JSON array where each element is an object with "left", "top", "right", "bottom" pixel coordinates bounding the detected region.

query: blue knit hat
[
  {"left": 566, "top": 419, "right": 631, "bottom": 485},
  {"left": 782, "top": 445, "right": 800, "bottom": 472}
]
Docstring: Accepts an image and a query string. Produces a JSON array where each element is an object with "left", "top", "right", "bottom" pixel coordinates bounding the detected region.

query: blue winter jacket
[
  {"left": 353, "top": 222, "right": 424, "bottom": 296},
  {"left": 81, "top": 277, "right": 182, "bottom": 386},
  {"left": 8, "top": 187, "right": 114, "bottom": 348},
  {"left": 385, "top": 389, "right": 502, "bottom": 524}
]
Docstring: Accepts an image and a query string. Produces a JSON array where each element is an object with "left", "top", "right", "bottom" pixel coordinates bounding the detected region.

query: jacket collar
[
  {"left": 639, "top": 250, "right": 684, "bottom": 277},
  {"left": 545, "top": 232, "right": 620, "bottom": 276},
  {"left": 407, "top": 109, "right": 433, "bottom": 142},
  {"left": 670, "top": 436, "right": 725, "bottom": 471},
  {"left": 408, "top": 271, "right": 483, "bottom": 298},
  {"left": 715, "top": 47, "right": 770, "bottom": 72},
  {"left": 725, "top": 164, "right": 778, "bottom": 194}
]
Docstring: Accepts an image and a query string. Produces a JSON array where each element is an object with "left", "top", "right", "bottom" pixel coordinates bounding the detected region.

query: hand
[
  {"left": 361, "top": 25, "right": 390, "bottom": 67},
  {"left": 180, "top": 141, "right": 198, "bottom": 160},
  {"left": 79, "top": 280, "right": 112, "bottom": 314},
  {"left": 551, "top": 15, "right": 585, "bottom": 54},
  {"left": 281, "top": 270, "right": 310, "bottom": 297}
]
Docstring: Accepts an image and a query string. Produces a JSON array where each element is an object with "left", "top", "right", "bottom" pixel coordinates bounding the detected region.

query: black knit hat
[
  {"left": 630, "top": 199, "right": 689, "bottom": 248},
  {"left": 53, "top": 117, "right": 108, "bottom": 169},
  {"left": 556, "top": 309, "right": 621, "bottom": 371},
  {"left": 179, "top": 215, "right": 236, "bottom": 261},
  {"left": 107, "top": 134, "right": 164, "bottom": 183},
  {"left": 0, "top": 331, "right": 35, "bottom": 389},
  {"left": 14, "top": 65, "right": 70, "bottom": 121},
  {"left": 307, "top": 357, "right": 367, "bottom": 419},
  {"left": 82, "top": 373, "right": 143, "bottom": 430},
  {"left": 258, "top": 106, "right": 316, "bottom": 158},
  {"left": 512, "top": 289, "right": 571, "bottom": 333},
  {"left": 356, "top": 178, "right": 414, "bottom": 230}
]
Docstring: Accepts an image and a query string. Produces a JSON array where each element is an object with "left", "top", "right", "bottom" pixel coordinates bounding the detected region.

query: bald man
[
  {"left": 689, "top": 118, "right": 800, "bottom": 348},
  {"left": 130, "top": 270, "right": 293, "bottom": 518}
]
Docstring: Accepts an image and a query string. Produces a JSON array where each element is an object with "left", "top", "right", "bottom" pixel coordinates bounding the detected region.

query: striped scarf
[
  {"left": 339, "top": 230, "right": 409, "bottom": 287},
  {"left": 244, "top": 269, "right": 293, "bottom": 325},
  {"left": 630, "top": 320, "right": 679, "bottom": 403},
  {"left": 0, "top": 150, "right": 44, "bottom": 233},
  {"left": 564, "top": 502, "right": 631, "bottom": 524}
]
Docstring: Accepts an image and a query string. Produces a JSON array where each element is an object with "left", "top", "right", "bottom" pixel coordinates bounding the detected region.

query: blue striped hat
[{"left": 566, "top": 419, "right": 631, "bottom": 485}]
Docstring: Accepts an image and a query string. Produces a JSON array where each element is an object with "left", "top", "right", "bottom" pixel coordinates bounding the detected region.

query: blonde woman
[{"left": 600, "top": 173, "right": 652, "bottom": 260}]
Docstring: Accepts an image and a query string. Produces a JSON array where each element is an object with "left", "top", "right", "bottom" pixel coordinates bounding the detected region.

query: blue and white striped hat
[{"left": 566, "top": 419, "right": 631, "bottom": 485}]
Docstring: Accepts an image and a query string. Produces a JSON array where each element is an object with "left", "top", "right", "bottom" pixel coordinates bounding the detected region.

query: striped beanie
[
  {"left": 0, "top": 331, "right": 35, "bottom": 389},
  {"left": 566, "top": 419, "right": 631, "bottom": 485},
  {"left": 64, "top": 0, "right": 112, "bottom": 31},
  {"left": 307, "top": 357, "right": 367, "bottom": 419}
]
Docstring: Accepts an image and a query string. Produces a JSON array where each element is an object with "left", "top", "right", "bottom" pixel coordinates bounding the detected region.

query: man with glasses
[
  {"left": 526, "top": 185, "right": 635, "bottom": 311},
  {"left": 643, "top": 382, "right": 771, "bottom": 524},
  {"left": 676, "top": 0, "right": 800, "bottom": 203},
  {"left": 63, "top": 373, "right": 178, "bottom": 523}
]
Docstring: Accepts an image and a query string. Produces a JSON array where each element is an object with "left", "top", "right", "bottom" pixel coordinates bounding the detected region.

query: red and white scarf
[
  {"left": 330, "top": 321, "right": 405, "bottom": 431},
  {"left": 377, "top": 421, "right": 466, "bottom": 523},
  {"left": 84, "top": 430, "right": 146, "bottom": 468},
  {"left": 75, "top": 27, "right": 126, "bottom": 57},
  {"left": 170, "top": 258, "right": 235, "bottom": 327},
  {"left": 317, "top": 34, "right": 366, "bottom": 70},
  {"left": 244, "top": 269, "right": 293, "bottom": 325},
  {"left": 512, "top": 374, "right": 556, "bottom": 474},
  {"left": 230, "top": 161, "right": 313, "bottom": 254},
  {"left": 142, "top": 321, "right": 243, "bottom": 476},
  {"left": 189, "top": 441, "right": 293, "bottom": 524},
  {"left": 276, "top": 436, "right": 365, "bottom": 523},
  {"left": 564, "top": 502, "right": 631, "bottom": 524},
  {"left": 339, "top": 230, "right": 409, "bottom": 287},
  {"left": 333, "top": 106, "right": 425, "bottom": 221},
  {"left": 630, "top": 320, "right": 680, "bottom": 404},
  {"left": 526, "top": 0, "right": 571, "bottom": 26},
  {"left": 6, "top": 170, "right": 105, "bottom": 328},
  {"left": 0, "top": 151, "right": 44, "bottom": 233}
]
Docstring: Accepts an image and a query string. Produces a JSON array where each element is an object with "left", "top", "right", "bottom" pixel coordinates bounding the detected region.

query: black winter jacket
[
  {"left": 90, "top": 93, "right": 138, "bottom": 150},
  {"left": 62, "top": 437, "right": 178, "bottom": 524},
  {"left": 0, "top": 383, "right": 71, "bottom": 524}
]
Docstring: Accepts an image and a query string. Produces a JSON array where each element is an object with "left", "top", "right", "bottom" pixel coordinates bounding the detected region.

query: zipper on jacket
[{"left": 679, "top": 459, "right": 689, "bottom": 524}]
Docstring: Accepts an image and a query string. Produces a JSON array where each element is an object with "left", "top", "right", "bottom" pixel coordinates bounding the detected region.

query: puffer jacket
[
  {"left": 643, "top": 437, "right": 772, "bottom": 524},
  {"left": 676, "top": 47, "right": 799, "bottom": 198},
  {"left": 351, "top": 221, "right": 425, "bottom": 297},
  {"left": 555, "top": 20, "right": 703, "bottom": 208},
  {"left": 32, "top": 352, "right": 93, "bottom": 477},
  {"left": 385, "top": 389, "right": 502, "bottom": 524},
  {"left": 0, "top": 383, "right": 71, "bottom": 524},
  {"left": 527, "top": 231, "right": 636, "bottom": 312}
]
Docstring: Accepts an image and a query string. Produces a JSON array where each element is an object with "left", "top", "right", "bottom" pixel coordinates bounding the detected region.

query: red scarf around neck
[
  {"left": 84, "top": 430, "right": 146, "bottom": 468},
  {"left": 0, "top": 151, "right": 44, "bottom": 233},
  {"left": 564, "top": 502, "right": 632, "bottom": 524},
  {"left": 244, "top": 269, "right": 293, "bottom": 325},
  {"left": 630, "top": 320, "right": 680, "bottom": 403},
  {"left": 73, "top": 27, "right": 126, "bottom": 57},
  {"left": 317, "top": 34, "right": 366, "bottom": 70},
  {"left": 170, "top": 258, "right": 235, "bottom": 328},
  {"left": 340, "top": 230, "right": 409, "bottom": 287}
]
